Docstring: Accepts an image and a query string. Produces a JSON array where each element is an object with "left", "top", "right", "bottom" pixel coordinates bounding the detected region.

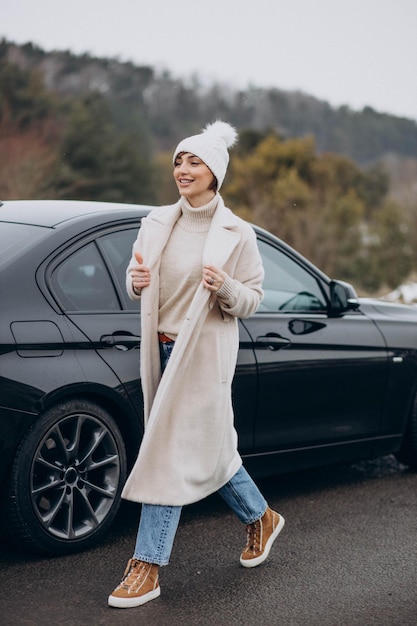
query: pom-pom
[{"left": 203, "top": 120, "right": 238, "bottom": 148}]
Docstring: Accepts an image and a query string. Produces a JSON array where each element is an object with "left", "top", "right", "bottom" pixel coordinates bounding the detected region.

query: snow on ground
[{"left": 381, "top": 282, "right": 417, "bottom": 304}]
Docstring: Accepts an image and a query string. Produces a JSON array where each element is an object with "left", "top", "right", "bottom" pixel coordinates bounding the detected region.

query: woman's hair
[{"left": 209, "top": 176, "right": 218, "bottom": 192}]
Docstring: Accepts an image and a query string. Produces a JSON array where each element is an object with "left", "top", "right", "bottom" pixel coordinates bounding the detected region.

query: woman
[{"left": 108, "top": 121, "right": 285, "bottom": 609}]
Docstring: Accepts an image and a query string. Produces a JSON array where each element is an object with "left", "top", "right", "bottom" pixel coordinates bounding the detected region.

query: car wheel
[
  {"left": 6, "top": 399, "right": 127, "bottom": 555},
  {"left": 396, "top": 392, "right": 417, "bottom": 469}
]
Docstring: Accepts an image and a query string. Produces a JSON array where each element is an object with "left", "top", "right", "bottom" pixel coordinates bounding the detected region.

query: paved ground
[{"left": 1, "top": 455, "right": 417, "bottom": 625}]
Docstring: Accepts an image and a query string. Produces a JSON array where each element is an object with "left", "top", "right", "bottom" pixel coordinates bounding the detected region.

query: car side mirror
[{"left": 329, "top": 280, "right": 360, "bottom": 316}]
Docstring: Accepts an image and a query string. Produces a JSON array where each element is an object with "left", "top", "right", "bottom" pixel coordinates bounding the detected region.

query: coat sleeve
[
  {"left": 126, "top": 223, "right": 146, "bottom": 301},
  {"left": 216, "top": 225, "right": 264, "bottom": 319}
]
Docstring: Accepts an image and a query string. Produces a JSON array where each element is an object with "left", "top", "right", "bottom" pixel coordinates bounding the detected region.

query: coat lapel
[
  {"left": 141, "top": 196, "right": 241, "bottom": 271},
  {"left": 138, "top": 202, "right": 182, "bottom": 422},
  {"left": 203, "top": 196, "right": 241, "bottom": 268},
  {"left": 160, "top": 198, "right": 243, "bottom": 386},
  {"left": 140, "top": 202, "right": 182, "bottom": 270}
]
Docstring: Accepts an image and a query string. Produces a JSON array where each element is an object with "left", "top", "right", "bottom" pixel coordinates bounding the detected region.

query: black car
[{"left": 1, "top": 199, "right": 417, "bottom": 555}]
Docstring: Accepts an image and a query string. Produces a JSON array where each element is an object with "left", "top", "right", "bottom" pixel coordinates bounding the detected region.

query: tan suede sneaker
[
  {"left": 240, "top": 507, "right": 285, "bottom": 568},
  {"left": 108, "top": 559, "right": 160, "bottom": 608}
]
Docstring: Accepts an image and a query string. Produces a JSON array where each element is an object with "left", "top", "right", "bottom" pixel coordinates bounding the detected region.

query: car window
[
  {"left": 257, "top": 238, "right": 326, "bottom": 313},
  {"left": 0, "top": 223, "right": 48, "bottom": 268},
  {"left": 51, "top": 242, "right": 120, "bottom": 312},
  {"left": 98, "top": 228, "right": 139, "bottom": 311}
]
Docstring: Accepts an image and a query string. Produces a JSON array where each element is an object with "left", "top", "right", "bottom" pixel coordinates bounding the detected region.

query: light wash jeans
[{"left": 133, "top": 340, "right": 268, "bottom": 566}]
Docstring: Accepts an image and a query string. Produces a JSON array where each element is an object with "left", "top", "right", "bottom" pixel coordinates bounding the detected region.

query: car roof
[{"left": 0, "top": 200, "right": 153, "bottom": 228}]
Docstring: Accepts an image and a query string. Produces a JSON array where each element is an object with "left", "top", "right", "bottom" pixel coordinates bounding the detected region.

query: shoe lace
[
  {"left": 245, "top": 520, "right": 261, "bottom": 553},
  {"left": 120, "top": 559, "right": 148, "bottom": 591}
]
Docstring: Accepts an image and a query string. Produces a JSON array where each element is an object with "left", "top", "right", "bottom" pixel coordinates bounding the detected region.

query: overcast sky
[{"left": 2, "top": 0, "right": 417, "bottom": 121}]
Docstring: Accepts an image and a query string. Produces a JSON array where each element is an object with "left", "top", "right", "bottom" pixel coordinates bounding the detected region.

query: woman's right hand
[{"left": 131, "top": 251, "right": 150, "bottom": 293}]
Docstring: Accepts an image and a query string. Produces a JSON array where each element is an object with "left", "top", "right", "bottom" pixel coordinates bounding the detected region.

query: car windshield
[{"left": 0, "top": 223, "right": 49, "bottom": 268}]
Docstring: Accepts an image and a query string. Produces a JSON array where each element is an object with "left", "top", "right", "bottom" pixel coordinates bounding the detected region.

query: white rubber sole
[
  {"left": 240, "top": 514, "right": 285, "bottom": 568},
  {"left": 108, "top": 585, "right": 160, "bottom": 608}
]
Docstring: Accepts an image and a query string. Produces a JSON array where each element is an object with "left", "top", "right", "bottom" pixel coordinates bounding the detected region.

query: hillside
[
  {"left": 3, "top": 39, "right": 417, "bottom": 164},
  {"left": 1, "top": 38, "right": 417, "bottom": 295}
]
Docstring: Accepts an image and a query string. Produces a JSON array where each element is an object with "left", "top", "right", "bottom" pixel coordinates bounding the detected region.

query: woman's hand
[
  {"left": 203, "top": 265, "right": 226, "bottom": 292},
  {"left": 131, "top": 251, "right": 150, "bottom": 294}
]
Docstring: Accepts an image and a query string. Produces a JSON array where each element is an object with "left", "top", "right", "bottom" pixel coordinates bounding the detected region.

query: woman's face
[{"left": 173, "top": 152, "right": 216, "bottom": 207}]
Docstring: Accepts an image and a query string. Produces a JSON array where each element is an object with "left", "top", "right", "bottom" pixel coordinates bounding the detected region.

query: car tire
[
  {"left": 6, "top": 399, "right": 127, "bottom": 555},
  {"left": 396, "top": 392, "right": 417, "bottom": 469}
]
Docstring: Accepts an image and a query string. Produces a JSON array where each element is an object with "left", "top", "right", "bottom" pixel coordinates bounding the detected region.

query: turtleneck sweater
[{"left": 158, "top": 194, "right": 218, "bottom": 339}]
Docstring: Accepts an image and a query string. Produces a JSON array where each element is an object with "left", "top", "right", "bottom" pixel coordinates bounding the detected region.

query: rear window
[{"left": 0, "top": 223, "right": 49, "bottom": 268}]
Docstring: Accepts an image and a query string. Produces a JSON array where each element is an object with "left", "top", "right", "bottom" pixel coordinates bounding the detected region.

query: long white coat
[{"left": 121, "top": 196, "right": 264, "bottom": 506}]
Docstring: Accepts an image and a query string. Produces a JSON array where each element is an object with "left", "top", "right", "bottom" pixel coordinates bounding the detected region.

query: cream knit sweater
[{"left": 157, "top": 194, "right": 218, "bottom": 339}]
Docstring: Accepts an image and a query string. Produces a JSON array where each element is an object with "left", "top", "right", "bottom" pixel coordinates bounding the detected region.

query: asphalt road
[{"left": 1, "top": 455, "right": 417, "bottom": 626}]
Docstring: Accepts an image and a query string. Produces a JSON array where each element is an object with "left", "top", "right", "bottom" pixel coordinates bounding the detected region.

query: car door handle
[
  {"left": 100, "top": 334, "right": 141, "bottom": 351},
  {"left": 255, "top": 334, "right": 291, "bottom": 351}
]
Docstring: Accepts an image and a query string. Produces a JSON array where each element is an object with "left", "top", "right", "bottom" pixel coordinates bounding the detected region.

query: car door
[
  {"left": 49, "top": 225, "right": 142, "bottom": 410},
  {"left": 244, "top": 235, "right": 389, "bottom": 451},
  {"left": 49, "top": 223, "right": 258, "bottom": 451},
  {"left": 233, "top": 321, "right": 258, "bottom": 451}
]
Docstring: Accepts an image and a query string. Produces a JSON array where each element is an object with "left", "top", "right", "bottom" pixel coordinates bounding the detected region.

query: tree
[
  {"left": 350, "top": 201, "right": 413, "bottom": 291},
  {"left": 56, "top": 94, "right": 156, "bottom": 203},
  {"left": 0, "top": 60, "right": 61, "bottom": 198},
  {"left": 222, "top": 132, "right": 412, "bottom": 292},
  {"left": 0, "top": 120, "right": 60, "bottom": 199},
  {"left": 154, "top": 151, "right": 179, "bottom": 205},
  {"left": 0, "top": 58, "right": 56, "bottom": 127}
]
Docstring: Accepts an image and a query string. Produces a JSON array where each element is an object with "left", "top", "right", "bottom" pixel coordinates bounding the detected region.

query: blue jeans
[
  {"left": 159, "top": 339, "right": 175, "bottom": 370},
  {"left": 133, "top": 340, "right": 268, "bottom": 566}
]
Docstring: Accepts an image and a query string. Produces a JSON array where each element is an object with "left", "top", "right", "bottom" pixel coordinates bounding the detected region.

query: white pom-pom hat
[{"left": 173, "top": 120, "right": 238, "bottom": 190}]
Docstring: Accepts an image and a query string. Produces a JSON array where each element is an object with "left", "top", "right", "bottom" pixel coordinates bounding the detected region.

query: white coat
[{"left": 121, "top": 196, "right": 264, "bottom": 506}]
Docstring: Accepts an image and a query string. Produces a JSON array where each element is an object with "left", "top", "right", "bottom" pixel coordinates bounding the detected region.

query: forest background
[{"left": 1, "top": 40, "right": 416, "bottom": 295}]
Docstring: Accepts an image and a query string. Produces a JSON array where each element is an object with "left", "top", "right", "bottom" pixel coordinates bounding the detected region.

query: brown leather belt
[{"left": 158, "top": 333, "right": 174, "bottom": 343}]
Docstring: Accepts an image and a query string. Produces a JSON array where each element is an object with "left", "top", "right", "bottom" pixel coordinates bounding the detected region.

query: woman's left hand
[{"left": 203, "top": 265, "right": 226, "bottom": 292}]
